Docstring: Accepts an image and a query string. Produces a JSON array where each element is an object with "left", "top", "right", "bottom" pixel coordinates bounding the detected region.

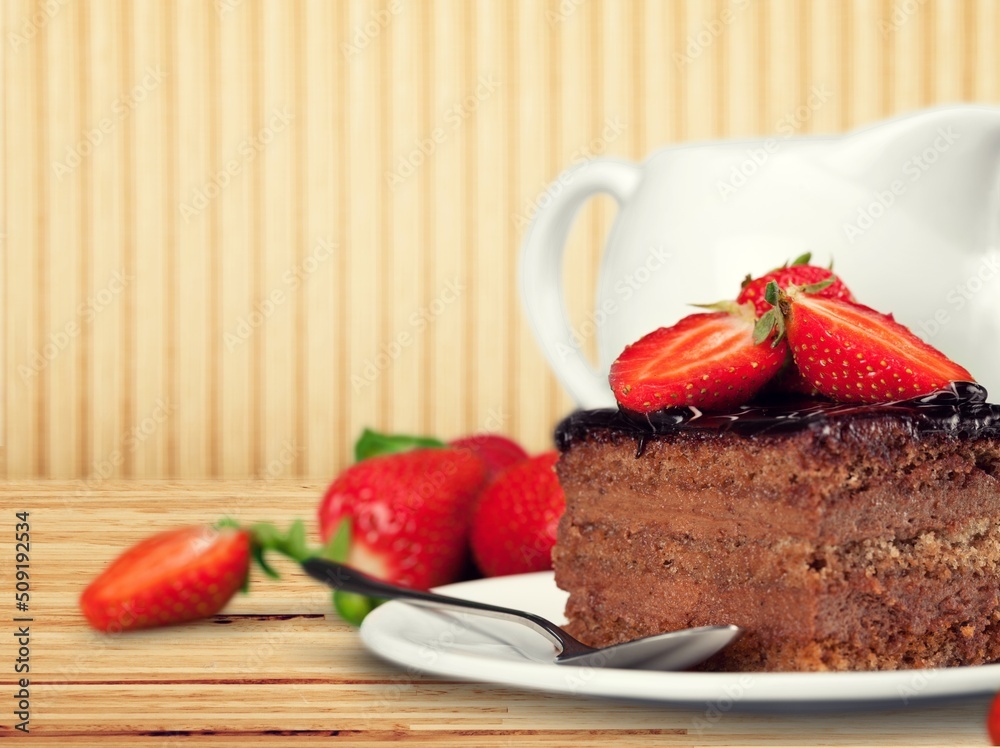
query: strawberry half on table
[
  {"left": 81, "top": 519, "right": 339, "bottom": 633},
  {"left": 80, "top": 525, "right": 251, "bottom": 633},
  {"left": 609, "top": 304, "right": 788, "bottom": 413}
]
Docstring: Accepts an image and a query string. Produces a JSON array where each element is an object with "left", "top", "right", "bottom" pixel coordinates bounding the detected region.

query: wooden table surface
[{"left": 0, "top": 480, "right": 994, "bottom": 746}]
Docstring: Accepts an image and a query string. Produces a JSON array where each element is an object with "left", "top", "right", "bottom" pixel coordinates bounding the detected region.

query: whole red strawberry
[
  {"left": 317, "top": 448, "right": 486, "bottom": 590},
  {"left": 738, "top": 253, "right": 855, "bottom": 318},
  {"left": 470, "top": 451, "right": 566, "bottom": 577},
  {"left": 450, "top": 433, "right": 528, "bottom": 484},
  {"left": 988, "top": 691, "right": 1000, "bottom": 744},
  {"left": 610, "top": 307, "right": 787, "bottom": 413},
  {"left": 80, "top": 525, "right": 250, "bottom": 632},
  {"left": 755, "top": 281, "right": 974, "bottom": 403}
]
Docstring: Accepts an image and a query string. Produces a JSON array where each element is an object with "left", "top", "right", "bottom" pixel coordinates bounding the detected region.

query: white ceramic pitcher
[{"left": 520, "top": 105, "right": 1000, "bottom": 409}]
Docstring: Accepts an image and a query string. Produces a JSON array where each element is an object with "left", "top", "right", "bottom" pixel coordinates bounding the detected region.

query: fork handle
[{"left": 301, "top": 557, "right": 593, "bottom": 656}]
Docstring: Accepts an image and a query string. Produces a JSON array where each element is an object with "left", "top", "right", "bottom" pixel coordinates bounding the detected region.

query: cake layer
[
  {"left": 557, "top": 517, "right": 1000, "bottom": 670},
  {"left": 553, "top": 389, "right": 1000, "bottom": 671},
  {"left": 557, "top": 419, "right": 1000, "bottom": 546}
]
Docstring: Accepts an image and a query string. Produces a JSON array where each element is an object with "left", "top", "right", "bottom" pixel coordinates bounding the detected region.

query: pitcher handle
[{"left": 519, "top": 158, "right": 642, "bottom": 409}]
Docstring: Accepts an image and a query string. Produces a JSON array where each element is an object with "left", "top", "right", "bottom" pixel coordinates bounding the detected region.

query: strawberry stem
[
  {"left": 217, "top": 516, "right": 383, "bottom": 628},
  {"left": 334, "top": 590, "right": 381, "bottom": 625},
  {"left": 319, "top": 518, "right": 382, "bottom": 625},
  {"left": 753, "top": 281, "right": 788, "bottom": 346},
  {"left": 215, "top": 517, "right": 353, "bottom": 581},
  {"left": 753, "top": 309, "right": 784, "bottom": 346}
]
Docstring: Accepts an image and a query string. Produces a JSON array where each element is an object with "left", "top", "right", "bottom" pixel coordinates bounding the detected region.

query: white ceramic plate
[{"left": 360, "top": 571, "right": 1000, "bottom": 709}]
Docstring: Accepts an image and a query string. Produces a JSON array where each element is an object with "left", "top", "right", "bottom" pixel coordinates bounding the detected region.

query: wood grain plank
[
  {"left": 216, "top": 1, "right": 255, "bottom": 478},
  {"left": 246, "top": 0, "right": 265, "bottom": 476},
  {"left": 0, "top": 0, "right": 5, "bottom": 475},
  {"left": 0, "top": 682, "right": 991, "bottom": 743},
  {"left": 41, "top": 0, "right": 83, "bottom": 478},
  {"left": 596, "top": 0, "right": 637, "bottom": 374},
  {"left": 302, "top": 0, "right": 342, "bottom": 477},
  {"left": 385, "top": 0, "right": 422, "bottom": 435},
  {"left": 471, "top": 0, "right": 510, "bottom": 436},
  {"left": 173, "top": 0, "right": 211, "bottom": 475},
  {"left": 976, "top": 0, "right": 999, "bottom": 102},
  {"left": 589, "top": 0, "right": 614, "bottom": 336},
  {"left": 681, "top": 0, "right": 722, "bottom": 140},
  {"left": 290, "top": 0, "right": 308, "bottom": 472},
  {"left": 512, "top": 0, "right": 560, "bottom": 453},
  {"left": 205, "top": 0, "right": 223, "bottom": 476},
  {"left": 640, "top": 0, "right": 668, "bottom": 148},
  {"left": 891, "top": 0, "right": 924, "bottom": 113},
  {"left": 761, "top": 0, "right": 799, "bottom": 136},
  {"left": 556, "top": 0, "right": 596, "bottom": 395},
  {"left": 84, "top": 0, "right": 127, "bottom": 480},
  {"left": 260, "top": 0, "right": 299, "bottom": 478},
  {"left": 23, "top": 617, "right": 390, "bottom": 682},
  {"left": 345, "top": 0, "right": 383, "bottom": 449},
  {"left": 722, "top": 0, "right": 758, "bottom": 137},
  {"left": 332, "top": 0, "right": 355, "bottom": 469},
  {"left": 0, "top": 735, "right": 729, "bottom": 748},
  {"left": 129, "top": 0, "right": 169, "bottom": 477},
  {"left": 847, "top": 0, "right": 886, "bottom": 126},
  {"left": 4, "top": 0, "right": 41, "bottom": 478},
  {"left": 808, "top": 0, "right": 845, "bottom": 135},
  {"left": 932, "top": 0, "right": 963, "bottom": 104},
  {"left": 428, "top": 0, "right": 469, "bottom": 442}
]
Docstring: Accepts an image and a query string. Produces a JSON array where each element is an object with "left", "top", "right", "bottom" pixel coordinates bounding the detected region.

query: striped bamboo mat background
[{"left": 2, "top": 0, "right": 999, "bottom": 479}]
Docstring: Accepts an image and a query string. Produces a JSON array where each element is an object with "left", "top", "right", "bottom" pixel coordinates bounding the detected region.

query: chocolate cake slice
[{"left": 553, "top": 383, "right": 1000, "bottom": 671}]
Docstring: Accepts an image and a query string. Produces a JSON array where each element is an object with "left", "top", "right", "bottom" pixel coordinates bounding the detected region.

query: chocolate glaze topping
[{"left": 556, "top": 381, "right": 1000, "bottom": 452}]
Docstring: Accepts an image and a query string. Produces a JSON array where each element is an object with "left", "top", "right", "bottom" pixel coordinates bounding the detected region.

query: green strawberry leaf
[
  {"left": 354, "top": 429, "right": 445, "bottom": 462},
  {"left": 753, "top": 309, "right": 779, "bottom": 345},
  {"left": 251, "top": 542, "right": 282, "bottom": 580},
  {"left": 763, "top": 280, "right": 781, "bottom": 307},
  {"left": 321, "top": 517, "right": 352, "bottom": 563},
  {"left": 285, "top": 519, "right": 309, "bottom": 561},
  {"left": 799, "top": 277, "right": 835, "bottom": 295},
  {"left": 753, "top": 283, "right": 787, "bottom": 347},
  {"left": 790, "top": 251, "right": 812, "bottom": 266},
  {"left": 249, "top": 521, "right": 282, "bottom": 549}
]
